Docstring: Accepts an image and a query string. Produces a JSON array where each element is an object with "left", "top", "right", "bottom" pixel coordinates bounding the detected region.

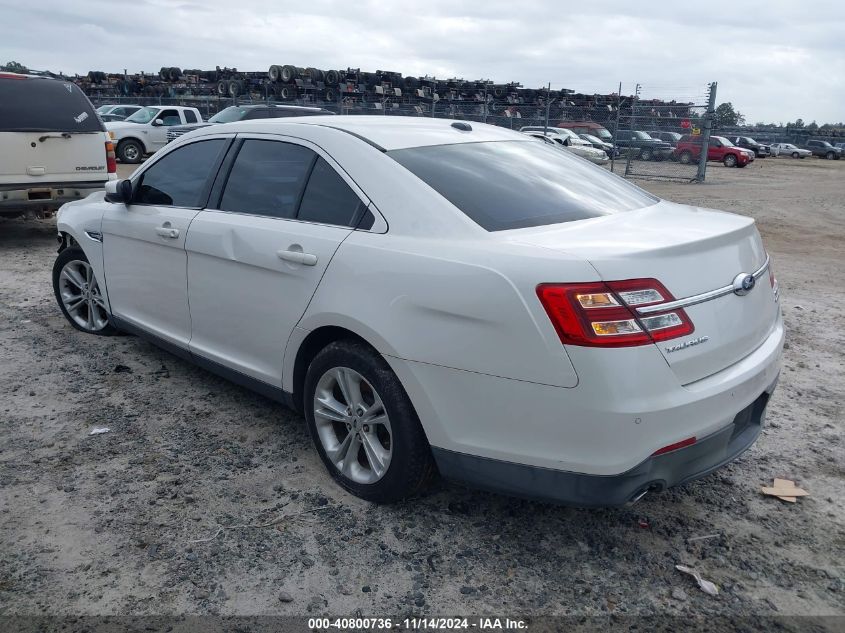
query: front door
[
  {"left": 186, "top": 136, "right": 368, "bottom": 385},
  {"left": 101, "top": 137, "right": 229, "bottom": 347}
]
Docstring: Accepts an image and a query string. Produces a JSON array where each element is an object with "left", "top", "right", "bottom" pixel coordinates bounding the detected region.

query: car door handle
[
  {"left": 155, "top": 226, "right": 179, "bottom": 239},
  {"left": 277, "top": 249, "right": 318, "bottom": 266}
]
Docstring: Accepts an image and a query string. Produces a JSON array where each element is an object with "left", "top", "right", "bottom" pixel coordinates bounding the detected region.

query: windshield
[
  {"left": 389, "top": 140, "right": 658, "bottom": 231},
  {"left": 632, "top": 131, "right": 652, "bottom": 140},
  {"left": 714, "top": 137, "right": 734, "bottom": 146},
  {"left": 581, "top": 134, "right": 603, "bottom": 144},
  {"left": 818, "top": 141, "right": 833, "bottom": 148},
  {"left": 209, "top": 106, "right": 250, "bottom": 123},
  {"left": 593, "top": 128, "right": 613, "bottom": 140},
  {"left": 96, "top": 105, "right": 112, "bottom": 114},
  {"left": 125, "top": 106, "right": 162, "bottom": 124}
]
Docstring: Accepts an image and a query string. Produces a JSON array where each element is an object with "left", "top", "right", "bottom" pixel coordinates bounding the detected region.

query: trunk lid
[{"left": 505, "top": 200, "right": 780, "bottom": 384}]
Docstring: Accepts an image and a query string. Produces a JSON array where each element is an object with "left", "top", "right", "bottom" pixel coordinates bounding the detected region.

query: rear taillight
[
  {"left": 768, "top": 258, "right": 780, "bottom": 302},
  {"left": 105, "top": 141, "right": 116, "bottom": 173},
  {"left": 536, "top": 278, "right": 694, "bottom": 348}
]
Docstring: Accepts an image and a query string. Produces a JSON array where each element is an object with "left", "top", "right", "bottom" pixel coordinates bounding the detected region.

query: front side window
[
  {"left": 390, "top": 140, "right": 658, "bottom": 231},
  {"left": 298, "top": 158, "right": 363, "bottom": 227},
  {"left": 219, "top": 140, "right": 315, "bottom": 218},
  {"left": 133, "top": 139, "right": 226, "bottom": 207},
  {"left": 157, "top": 109, "right": 181, "bottom": 126}
]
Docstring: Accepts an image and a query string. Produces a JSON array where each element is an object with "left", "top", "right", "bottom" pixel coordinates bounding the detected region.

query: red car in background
[{"left": 674, "top": 135, "right": 755, "bottom": 168}]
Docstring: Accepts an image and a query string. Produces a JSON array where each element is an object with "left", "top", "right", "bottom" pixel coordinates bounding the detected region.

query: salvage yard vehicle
[
  {"left": 521, "top": 130, "right": 609, "bottom": 165},
  {"left": 803, "top": 139, "right": 841, "bottom": 160},
  {"left": 578, "top": 133, "right": 618, "bottom": 158},
  {"left": 675, "top": 135, "right": 754, "bottom": 167},
  {"left": 770, "top": 143, "right": 811, "bottom": 158},
  {"left": 165, "top": 104, "right": 334, "bottom": 144},
  {"left": 106, "top": 105, "right": 203, "bottom": 163},
  {"left": 556, "top": 120, "right": 614, "bottom": 143},
  {"left": 53, "top": 117, "right": 783, "bottom": 506},
  {"left": 95, "top": 104, "right": 143, "bottom": 122},
  {"left": 731, "top": 136, "right": 771, "bottom": 158},
  {"left": 613, "top": 130, "right": 674, "bottom": 161},
  {"left": 0, "top": 72, "right": 116, "bottom": 218}
]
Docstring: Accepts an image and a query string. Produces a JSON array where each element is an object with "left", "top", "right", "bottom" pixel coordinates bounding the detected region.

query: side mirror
[
  {"left": 151, "top": 119, "right": 164, "bottom": 127},
  {"left": 104, "top": 179, "right": 132, "bottom": 204}
]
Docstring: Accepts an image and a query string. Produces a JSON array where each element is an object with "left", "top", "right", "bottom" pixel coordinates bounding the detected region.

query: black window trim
[
  {"left": 205, "top": 132, "right": 387, "bottom": 232},
  {"left": 128, "top": 135, "right": 234, "bottom": 210}
]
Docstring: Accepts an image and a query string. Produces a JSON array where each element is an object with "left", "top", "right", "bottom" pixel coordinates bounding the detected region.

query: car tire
[
  {"left": 640, "top": 148, "right": 653, "bottom": 161},
  {"left": 792, "top": 152, "right": 799, "bottom": 158},
  {"left": 678, "top": 150, "right": 693, "bottom": 165},
  {"left": 304, "top": 340, "right": 436, "bottom": 503},
  {"left": 53, "top": 247, "right": 118, "bottom": 336},
  {"left": 825, "top": 151, "right": 835, "bottom": 160},
  {"left": 723, "top": 154, "right": 738, "bottom": 168},
  {"left": 116, "top": 139, "right": 144, "bottom": 164}
]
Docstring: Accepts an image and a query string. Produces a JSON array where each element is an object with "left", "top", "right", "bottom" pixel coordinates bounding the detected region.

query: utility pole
[
  {"left": 625, "top": 83, "right": 640, "bottom": 176},
  {"left": 611, "top": 81, "right": 622, "bottom": 172},
  {"left": 697, "top": 81, "right": 718, "bottom": 182},
  {"left": 483, "top": 82, "right": 488, "bottom": 124},
  {"left": 544, "top": 82, "right": 551, "bottom": 135}
]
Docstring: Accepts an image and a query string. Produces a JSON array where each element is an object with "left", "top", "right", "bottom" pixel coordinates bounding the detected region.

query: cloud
[{"left": 1, "top": 0, "right": 843, "bottom": 122}]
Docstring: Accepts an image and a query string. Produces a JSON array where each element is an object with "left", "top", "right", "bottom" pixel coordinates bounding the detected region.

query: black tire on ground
[
  {"left": 724, "top": 154, "right": 738, "bottom": 167},
  {"left": 52, "top": 247, "right": 118, "bottom": 336},
  {"left": 825, "top": 151, "right": 835, "bottom": 160},
  {"left": 679, "top": 151, "right": 693, "bottom": 165},
  {"left": 792, "top": 152, "right": 799, "bottom": 158},
  {"left": 640, "top": 148, "right": 653, "bottom": 161},
  {"left": 303, "top": 340, "right": 436, "bottom": 503},
  {"left": 116, "top": 139, "right": 144, "bottom": 164}
]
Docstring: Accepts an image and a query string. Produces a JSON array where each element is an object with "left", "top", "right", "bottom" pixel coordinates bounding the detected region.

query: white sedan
[
  {"left": 53, "top": 117, "right": 783, "bottom": 506},
  {"left": 770, "top": 143, "right": 811, "bottom": 158}
]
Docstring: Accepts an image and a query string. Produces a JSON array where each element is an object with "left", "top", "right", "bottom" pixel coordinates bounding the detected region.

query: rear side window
[
  {"left": 219, "top": 140, "right": 315, "bottom": 218},
  {"left": 0, "top": 77, "right": 103, "bottom": 133},
  {"left": 134, "top": 139, "right": 226, "bottom": 207},
  {"left": 298, "top": 158, "right": 363, "bottom": 227},
  {"left": 184, "top": 110, "right": 198, "bottom": 124},
  {"left": 389, "top": 141, "right": 658, "bottom": 231}
]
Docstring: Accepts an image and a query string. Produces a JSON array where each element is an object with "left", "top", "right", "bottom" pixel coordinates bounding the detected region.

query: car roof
[{"left": 191, "top": 115, "right": 528, "bottom": 150}]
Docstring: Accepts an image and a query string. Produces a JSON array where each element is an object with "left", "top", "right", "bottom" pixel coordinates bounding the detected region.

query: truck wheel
[
  {"left": 325, "top": 70, "right": 340, "bottom": 86},
  {"left": 280, "top": 65, "right": 297, "bottom": 83},
  {"left": 53, "top": 247, "right": 118, "bottom": 336},
  {"left": 640, "top": 148, "right": 653, "bottom": 161},
  {"left": 825, "top": 151, "right": 835, "bottom": 160},
  {"left": 678, "top": 151, "right": 693, "bottom": 165},
  {"left": 117, "top": 139, "right": 143, "bottom": 164},
  {"left": 304, "top": 340, "right": 435, "bottom": 503},
  {"left": 791, "top": 152, "right": 799, "bottom": 158},
  {"left": 268, "top": 65, "right": 281, "bottom": 82},
  {"left": 723, "top": 154, "right": 738, "bottom": 168}
]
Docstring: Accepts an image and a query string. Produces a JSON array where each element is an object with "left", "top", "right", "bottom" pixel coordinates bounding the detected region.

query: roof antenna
[{"left": 451, "top": 121, "right": 472, "bottom": 132}]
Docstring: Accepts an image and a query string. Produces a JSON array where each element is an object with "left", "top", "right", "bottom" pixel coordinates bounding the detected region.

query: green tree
[
  {"left": 714, "top": 102, "right": 745, "bottom": 128},
  {"left": 2, "top": 60, "right": 28, "bottom": 73}
]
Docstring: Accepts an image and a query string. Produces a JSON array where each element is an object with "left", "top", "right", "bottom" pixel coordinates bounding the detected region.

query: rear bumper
[
  {"left": 434, "top": 386, "right": 774, "bottom": 507},
  {"left": 0, "top": 180, "right": 110, "bottom": 212}
]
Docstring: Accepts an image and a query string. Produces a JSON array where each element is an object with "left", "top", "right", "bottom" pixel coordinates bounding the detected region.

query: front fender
[{"left": 56, "top": 197, "right": 112, "bottom": 312}]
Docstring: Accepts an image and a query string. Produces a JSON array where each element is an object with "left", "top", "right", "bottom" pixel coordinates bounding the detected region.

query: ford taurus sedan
[{"left": 53, "top": 117, "right": 783, "bottom": 506}]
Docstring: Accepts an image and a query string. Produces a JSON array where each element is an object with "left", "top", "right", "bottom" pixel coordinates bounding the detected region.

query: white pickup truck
[{"left": 106, "top": 105, "right": 203, "bottom": 163}]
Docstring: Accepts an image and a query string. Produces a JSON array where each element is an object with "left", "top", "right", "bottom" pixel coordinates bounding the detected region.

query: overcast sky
[{"left": 2, "top": 0, "right": 843, "bottom": 124}]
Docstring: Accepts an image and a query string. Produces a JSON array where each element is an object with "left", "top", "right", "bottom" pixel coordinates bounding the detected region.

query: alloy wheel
[
  {"left": 313, "top": 366, "right": 393, "bottom": 485},
  {"left": 58, "top": 259, "right": 110, "bottom": 332}
]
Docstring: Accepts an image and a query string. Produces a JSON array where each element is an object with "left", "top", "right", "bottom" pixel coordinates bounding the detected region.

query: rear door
[
  {"left": 101, "top": 137, "right": 230, "bottom": 347},
  {"left": 185, "top": 134, "right": 366, "bottom": 384},
  {"left": 0, "top": 75, "right": 108, "bottom": 186}
]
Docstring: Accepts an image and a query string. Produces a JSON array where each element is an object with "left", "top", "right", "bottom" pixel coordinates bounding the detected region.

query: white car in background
[
  {"left": 95, "top": 104, "right": 143, "bottom": 122},
  {"left": 53, "top": 117, "right": 782, "bottom": 506},
  {"left": 770, "top": 143, "right": 811, "bottom": 158},
  {"left": 106, "top": 105, "right": 203, "bottom": 163},
  {"left": 0, "top": 72, "right": 116, "bottom": 218},
  {"left": 521, "top": 128, "right": 610, "bottom": 165}
]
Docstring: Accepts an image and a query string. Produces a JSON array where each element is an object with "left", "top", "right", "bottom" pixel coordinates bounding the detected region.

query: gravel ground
[{"left": 0, "top": 158, "right": 842, "bottom": 626}]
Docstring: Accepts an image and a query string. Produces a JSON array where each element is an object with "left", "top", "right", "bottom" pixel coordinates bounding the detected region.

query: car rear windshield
[
  {"left": 0, "top": 76, "right": 104, "bottom": 133},
  {"left": 389, "top": 140, "right": 658, "bottom": 231}
]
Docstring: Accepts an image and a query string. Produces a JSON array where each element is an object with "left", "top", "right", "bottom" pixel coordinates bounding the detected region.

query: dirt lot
[{"left": 0, "top": 158, "right": 843, "bottom": 626}]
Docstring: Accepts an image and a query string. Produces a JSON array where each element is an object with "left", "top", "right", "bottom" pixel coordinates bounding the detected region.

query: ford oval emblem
[{"left": 732, "top": 272, "right": 756, "bottom": 296}]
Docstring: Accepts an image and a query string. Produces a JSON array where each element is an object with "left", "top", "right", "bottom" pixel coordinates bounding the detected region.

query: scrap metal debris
[
  {"left": 675, "top": 564, "right": 719, "bottom": 596},
  {"left": 88, "top": 427, "right": 110, "bottom": 435}
]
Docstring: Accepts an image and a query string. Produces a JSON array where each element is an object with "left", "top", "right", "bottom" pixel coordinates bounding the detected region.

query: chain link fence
[{"left": 77, "top": 71, "right": 719, "bottom": 182}]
